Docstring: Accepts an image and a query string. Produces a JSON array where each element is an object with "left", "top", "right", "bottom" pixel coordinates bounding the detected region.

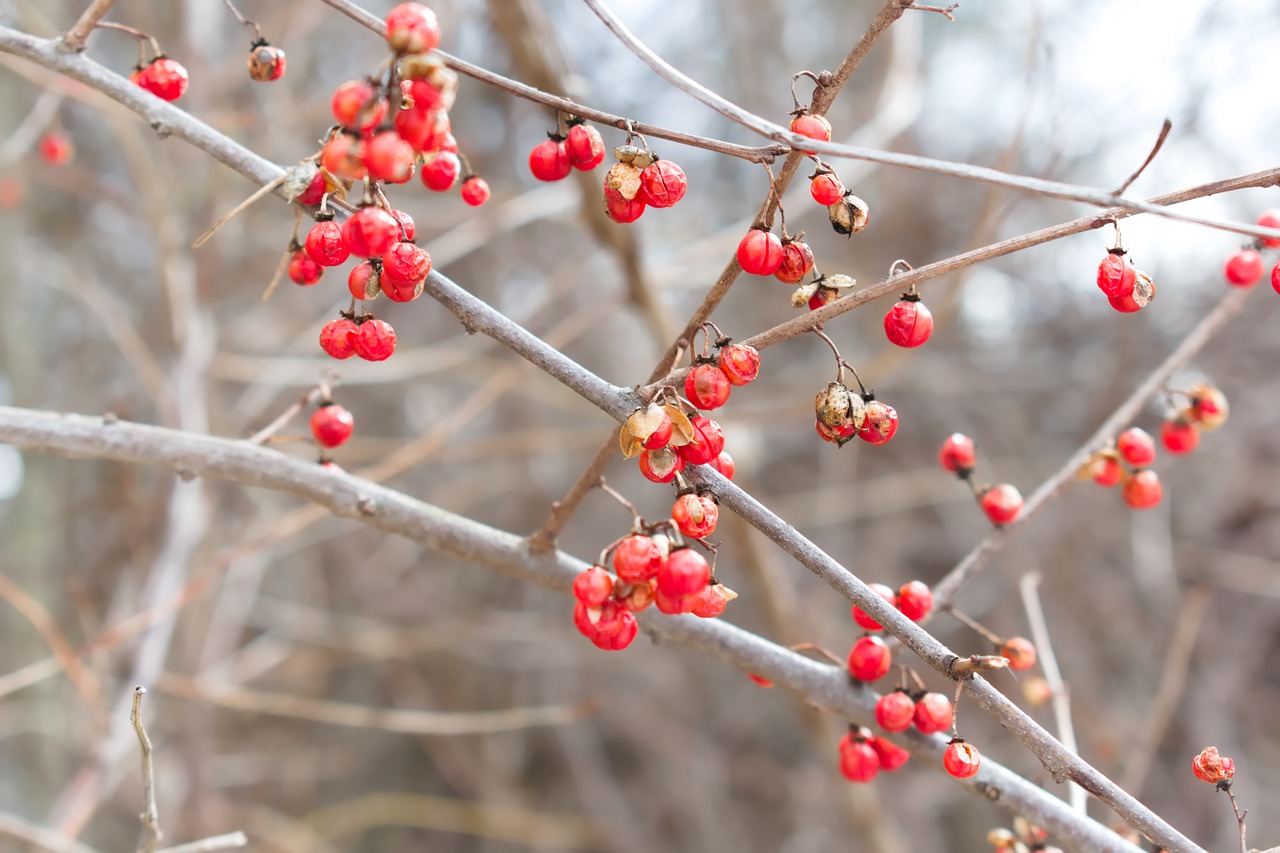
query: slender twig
[
  {"left": 1222, "top": 784, "right": 1247, "bottom": 853},
  {"left": 156, "top": 832, "right": 249, "bottom": 853},
  {"left": 1019, "top": 572, "right": 1085, "bottom": 815},
  {"left": 61, "top": 0, "right": 118, "bottom": 52},
  {"left": 220, "top": 0, "right": 264, "bottom": 41},
  {"left": 131, "top": 686, "right": 163, "bottom": 853},
  {"left": 246, "top": 383, "right": 327, "bottom": 445},
  {"left": 1113, "top": 119, "right": 1173, "bottom": 196},
  {"left": 909, "top": 3, "right": 960, "bottom": 21}
]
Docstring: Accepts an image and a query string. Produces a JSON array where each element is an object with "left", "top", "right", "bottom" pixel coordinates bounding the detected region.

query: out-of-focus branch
[
  {"left": 60, "top": 0, "right": 117, "bottom": 52},
  {"left": 130, "top": 687, "right": 162, "bottom": 853}
]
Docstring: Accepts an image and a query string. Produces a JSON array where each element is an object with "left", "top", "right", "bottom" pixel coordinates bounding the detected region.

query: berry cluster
[
  {"left": 846, "top": 581, "right": 933, "bottom": 682},
  {"left": 873, "top": 688, "right": 953, "bottom": 735},
  {"left": 937, "top": 432, "right": 1024, "bottom": 526},
  {"left": 815, "top": 381, "right": 898, "bottom": 447},
  {"left": 1095, "top": 240, "right": 1156, "bottom": 313},
  {"left": 837, "top": 725, "right": 910, "bottom": 783},
  {"left": 1222, "top": 209, "right": 1280, "bottom": 289}
]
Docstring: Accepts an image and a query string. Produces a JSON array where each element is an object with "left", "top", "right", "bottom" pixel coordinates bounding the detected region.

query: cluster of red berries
[
  {"left": 837, "top": 725, "right": 910, "bottom": 783},
  {"left": 736, "top": 227, "right": 816, "bottom": 282},
  {"left": 1222, "top": 209, "right": 1280, "bottom": 290},
  {"left": 815, "top": 381, "right": 898, "bottom": 447},
  {"left": 937, "top": 433, "right": 1024, "bottom": 526},
  {"left": 310, "top": 400, "right": 355, "bottom": 451},
  {"left": 683, "top": 337, "right": 762, "bottom": 410},
  {"left": 789, "top": 107, "right": 870, "bottom": 239},
  {"left": 873, "top": 687, "right": 953, "bottom": 734},
  {"left": 1095, "top": 242, "right": 1156, "bottom": 313},
  {"left": 846, "top": 581, "right": 933, "bottom": 681}
]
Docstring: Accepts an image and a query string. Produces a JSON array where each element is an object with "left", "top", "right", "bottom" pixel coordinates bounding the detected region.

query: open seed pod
[{"left": 828, "top": 193, "right": 870, "bottom": 236}]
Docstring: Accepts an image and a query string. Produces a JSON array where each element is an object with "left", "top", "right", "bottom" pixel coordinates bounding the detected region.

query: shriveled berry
[
  {"left": 943, "top": 739, "right": 981, "bottom": 778},
  {"left": 343, "top": 207, "right": 401, "bottom": 258},
  {"left": 1116, "top": 427, "right": 1156, "bottom": 467},
  {"left": 810, "top": 172, "right": 845, "bottom": 206},
  {"left": 460, "top": 176, "right": 490, "bottom": 206},
  {"left": 1000, "top": 636, "right": 1037, "bottom": 671},
  {"left": 775, "top": 239, "right": 815, "bottom": 284},
  {"left": 709, "top": 451, "right": 735, "bottom": 480},
  {"left": 421, "top": 151, "right": 461, "bottom": 191},
  {"left": 572, "top": 566, "right": 614, "bottom": 607},
  {"left": 613, "top": 535, "right": 664, "bottom": 583},
  {"left": 304, "top": 218, "right": 350, "bottom": 267},
  {"left": 837, "top": 733, "right": 880, "bottom": 783},
  {"left": 717, "top": 343, "right": 760, "bottom": 386},
  {"left": 365, "top": 130, "right": 415, "bottom": 183},
  {"left": 874, "top": 689, "right": 915, "bottom": 732},
  {"left": 656, "top": 547, "right": 711, "bottom": 598},
  {"left": 688, "top": 584, "right": 728, "bottom": 618},
  {"left": 847, "top": 635, "right": 892, "bottom": 682},
  {"left": 331, "top": 79, "right": 384, "bottom": 131},
  {"left": 980, "top": 483, "right": 1023, "bottom": 525},
  {"left": 529, "top": 138, "right": 571, "bottom": 181},
  {"left": 938, "top": 433, "right": 977, "bottom": 476},
  {"left": 603, "top": 186, "right": 646, "bottom": 223},
  {"left": 684, "top": 363, "right": 732, "bottom": 410},
  {"left": 737, "top": 228, "right": 784, "bottom": 276},
  {"left": 851, "top": 583, "right": 897, "bottom": 631},
  {"left": 672, "top": 491, "right": 718, "bottom": 539},
  {"left": 381, "top": 241, "right": 431, "bottom": 286},
  {"left": 382, "top": 278, "right": 424, "bottom": 303},
  {"left": 1108, "top": 270, "right": 1156, "bottom": 312},
  {"left": 675, "top": 415, "right": 724, "bottom": 466},
  {"left": 319, "top": 318, "right": 359, "bottom": 360},
  {"left": 310, "top": 404, "right": 354, "bottom": 448},
  {"left": 321, "top": 132, "right": 367, "bottom": 182},
  {"left": 247, "top": 42, "right": 286, "bottom": 82},
  {"left": 1191, "top": 746, "right": 1235, "bottom": 784},
  {"left": 638, "top": 159, "right": 687, "bottom": 208},
  {"left": 913, "top": 692, "right": 953, "bottom": 734},
  {"left": 896, "top": 580, "right": 933, "bottom": 622},
  {"left": 385, "top": 2, "right": 442, "bottom": 53},
  {"left": 395, "top": 105, "right": 450, "bottom": 152},
  {"left": 348, "top": 262, "right": 381, "bottom": 301},
  {"left": 288, "top": 250, "right": 324, "bottom": 286},
  {"left": 1097, "top": 251, "right": 1136, "bottom": 298},
  {"left": 1224, "top": 248, "right": 1263, "bottom": 287},
  {"left": 869, "top": 736, "right": 910, "bottom": 772},
  {"left": 1122, "top": 469, "right": 1162, "bottom": 510},
  {"left": 858, "top": 400, "right": 898, "bottom": 446},
  {"left": 638, "top": 446, "right": 683, "bottom": 483},
  {"left": 136, "top": 57, "right": 189, "bottom": 102},
  {"left": 884, "top": 297, "right": 934, "bottom": 348},
  {"left": 353, "top": 318, "right": 397, "bottom": 362},
  {"left": 1161, "top": 418, "right": 1200, "bottom": 455}
]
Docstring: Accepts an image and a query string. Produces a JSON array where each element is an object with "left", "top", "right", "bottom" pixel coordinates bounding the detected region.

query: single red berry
[
  {"left": 364, "top": 130, "right": 415, "bottom": 184},
  {"left": 348, "top": 262, "right": 380, "bottom": 301},
  {"left": 851, "top": 583, "right": 897, "bottom": 631},
  {"left": 748, "top": 673, "right": 774, "bottom": 688},
  {"left": 1122, "top": 469, "right": 1162, "bottom": 510},
  {"left": 913, "top": 692, "right": 952, "bottom": 734},
  {"left": 381, "top": 241, "right": 431, "bottom": 286},
  {"left": 385, "top": 2, "right": 442, "bottom": 54},
  {"left": 1089, "top": 452, "right": 1123, "bottom": 487},
  {"left": 529, "top": 138, "right": 572, "bottom": 182},
  {"left": 847, "top": 635, "right": 892, "bottom": 682},
  {"left": 421, "top": 151, "right": 461, "bottom": 191},
  {"left": 837, "top": 733, "right": 881, "bottom": 783},
  {"left": 688, "top": 584, "right": 727, "bottom": 619},
  {"left": 353, "top": 318, "right": 397, "bottom": 362},
  {"left": 656, "top": 547, "right": 711, "bottom": 598},
  {"left": 1224, "top": 248, "right": 1263, "bottom": 287},
  {"left": 884, "top": 296, "right": 934, "bottom": 348},
  {"left": 247, "top": 41, "right": 286, "bottom": 82},
  {"left": 343, "top": 206, "right": 401, "bottom": 258},
  {"left": 296, "top": 171, "right": 327, "bottom": 207},
  {"left": 331, "top": 79, "right": 385, "bottom": 131},
  {"left": 896, "top": 580, "right": 933, "bottom": 622},
  {"left": 460, "top": 176, "right": 490, "bottom": 206},
  {"left": 1186, "top": 383, "right": 1229, "bottom": 431},
  {"left": 1256, "top": 210, "right": 1280, "bottom": 248},
  {"left": 1116, "top": 427, "right": 1156, "bottom": 467},
  {"left": 672, "top": 492, "right": 718, "bottom": 539},
  {"left": 810, "top": 172, "right": 845, "bottom": 206},
  {"left": 572, "top": 566, "right": 614, "bottom": 608},
  {"left": 310, "top": 404, "right": 355, "bottom": 448},
  {"left": 653, "top": 586, "right": 692, "bottom": 615},
  {"left": 1272, "top": 261, "right": 1280, "bottom": 295},
  {"left": 789, "top": 112, "right": 832, "bottom": 153},
  {"left": 304, "top": 218, "right": 350, "bottom": 267},
  {"left": 643, "top": 414, "right": 674, "bottom": 451},
  {"left": 1000, "top": 636, "right": 1037, "bottom": 671},
  {"left": 809, "top": 286, "right": 839, "bottom": 311},
  {"left": 613, "top": 535, "right": 664, "bottom": 583},
  {"left": 709, "top": 451, "right": 735, "bottom": 480},
  {"left": 407, "top": 74, "right": 455, "bottom": 112},
  {"left": 717, "top": 343, "right": 760, "bottom": 386},
  {"left": 565, "top": 123, "right": 605, "bottom": 170},
  {"left": 874, "top": 689, "right": 916, "bottom": 732},
  {"left": 1161, "top": 418, "right": 1200, "bottom": 455},
  {"left": 382, "top": 277, "right": 424, "bottom": 303},
  {"left": 858, "top": 400, "right": 898, "bottom": 446},
  {"left": 136, "top": 57, "right": 189, "bottom": 102},
  {"left": 980, "top": 483, "right": 1023, "bottom": 525},
  {"left": 1096, "top": 251, "right": 1135, "bottom": 298},
  {"left": 321, "top": 132, "right": 367, "bottom": 182},
  {"left": 1191, "top": 746, "right": 1235, "bottom": 784},
  {"left": 938, "top": 433, "right": 977, "bottom": 476},
  {"left": 1107, "top": 269, "right": 1156, "bottom": 312},
  {"left": 638, "top": 446, "right": 683, "bottom": 483},
  {"left": 870, "top": 737, "right": 910, "bottom": 772},
  {"left": 675, "top": 415, "right": 724, "bottom": 466},
  {"left": 684, "top": 363, "right": 732, "bottom": 410},
  {"left": 737, "top": 228, "right": 784, "bottom": 276},
  {"left": 943, "top": 739, "right": 981, "bottom": 778},
  {"left": 319, "top": 318, "right": 359, "bottom": 360},
  {"left": 390, "top": 209, "right": 416, "bottom": 241},
  {"left": 603, "top": 609, "right": 638, "bottom": 650},
  {"left": 603, "top": 186, "right": 646, "bottom": 223},
  {"left": 395, "top": 105, "right": 450, "bottom": 152},
  {"left": 638, "top": 159, "right": 687, "bottom": 208},
  {"left": 38, "top": 130, "right": 74, "bottom": 165},
  {"left": 288, "top": 249, "right": 324, "bottom": 286},
  {"left": 775, "top": 239, "right": 815, "bottom": 284}
]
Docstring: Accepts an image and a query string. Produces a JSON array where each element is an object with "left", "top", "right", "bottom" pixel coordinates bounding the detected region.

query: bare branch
[
  {"left": 61, "top": 0, "right": 118, "bottom": 52},
  {"left": 156, "top": 833, "right": 248, "bottom": 853},
  {"left": 131, "top": 686, "right": 162, "bottom": 853},
  {"left": 1113, "top": 118, "right": 1173, "bottom": 196}
]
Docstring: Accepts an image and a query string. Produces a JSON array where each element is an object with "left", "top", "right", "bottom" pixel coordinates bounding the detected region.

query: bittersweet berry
[
  {"left": 638, "top": 446, "right": 683, "bottom": 483},
  {"left": 943, "top": 739, "right": 981, "bottom": 778},
  {"left": 1224, "top": 248, "right": 1263, "bottom": 287},
  {"left": 638, "top": 159, "right": 687, "bottom": 208},
  {"left": 684, "top": 363, "right": 732, "bottom": 410},
  {"left": 790, "top": 112, "right": 832, "bottom": 154},
  {"left": 1161, "top": 418, "right": 1200, "bottom": 455},
  {"left": 304, "top": 217, "right": 350, "bottom": 267},
  {"left": 603, "top": 186, "right": 645, "bottom": 224},
  {"left": 775, "top": 239, "right": 815, "bottom": 284},
  {"left": 688, "top": 584, "right": 728, "bottom": 618},
  {"left": 643, "top": 414, "right": 673, "bottom": 451},
  {"left": 1257, "top": 210, "right": 1280, "bottom": 248},
  {"left": 1273, "top": 261, "right": 1280, "bottom": 295},
  {"left": 343, "top": 207, "right": 401, "bottom": 258},
  {"left": 1000, "top": 636, "right": 1037, "bottom": 671},
  {"left": 1116, "top": 427, "right": 1156, "bottom": 467},
  {"left": 395, "top": 105, "right": 450, "bottom": 152},
  {"left": 421, "top": 151, "right": 461, "bottom": 191},
  {"left": 896, "top": 580, "right": 933, "bottom": 622},
  {"left": 884, "top": 295, "right": 934, "bottom": 348},
  {"left": 247, "top": 42, "right": 286, "bottom": 82},
  {"left": 1191, "top": 746, "right": 1235, "bottom": 784},
  {"left": 870, "top": 736, "right": 910, "bottom": 772},
  {"left": 748, "top": 673, "right": 774, "bottom": 688},
  {"left": 319, "top": 318, "right": 359, "bottom": 360},
  {"left": 288, "top": 250, "right": 324, "bottom": 287},
  {"left": 1122, "top": 469, "right": 1162, "bottom": 510},
  {"left": 613, "top": 534, "right": 665, "bottom": 583},
  {"left": 296, "top": 171, "right": 327, "bottom": 207},
  {"left": 717, "top": 343, "right": 761, "bottom": 386},
  {"left": 1088, "top": 450, "right": 1123, "bottom": 487},
  {"left": 1186, "top": 383, "right": 1229, "bottom": 431},
  {"left": 938, "top": 433, "right": 977, "bottom": 476},
  {"left": 837, "top": 733, "right": 881, "bottom": 783},
  {"left": 385, "top": 3, "right": 441, "bottom": 54},
  {"left": 709, "top": 451, "right": 735, "bottom": 480},
  {"left": 136, "top": 57, "right": 189, "bottom": 102},
  {"left": 672, "top": 492, "right": 719, "bottom": 539},
  {"left": 348, "top": 262, "right": 381, "bottom": 301},
  {"left": 847, "top": 635, "right": 892, "bottom": 682},
  {"left": 913, "top": 692, "right": 953, "bottom": 734},
  {"left": 331, "top": 80, "right": 385, "bottom": 131},
  {"left": 1096, "top": 250, "right": 1136, "bottom": 298},
  {"left": 565, "top": 123, "right": 605, "bottom": 170},
  {"left": 851, "top": 583, "right": 896, "bottom": 631},
  {"left": 365, "top": 130, "right": 415, "bottom": 183},
  {"left": 321, "top": 132, "right": 367, "bottom": 182},
  {"left": 980, "top": 484, "right": 1023, "bottom": 525},
  {"left": 381, "top": 241, "right": 431, "bottom": 285},
  {"left": 460, "top": 176, "right": 491, "bottom": 206},
  {"left": 676, "top": 416, "right": 724, "bottom": 466},
  {"left": 874, "top": 689, "right": 916, "bottom": 732},
  {"left": 810, "top": 171, "right": 845, "bottom": 206},
  {"left": 310, "top": 404, "right": 354, "bottom": 448},
  {"left": 572, "top": 566, "right": 614, "bottom": 608},
  {"left": 737, "top": 228, "right": 784, "bottom": 276},
  {"left": 529, "top": 138, "right": 572, "bottom": 182},
  {"left": 353, "top": 318, "right": 397, "bottom": 361},
  {"left": 857, "top": 400, "right": 898, "bottom": 446},
  {"left": 656, "top": 547, "right": 711, "bottom": 598}
]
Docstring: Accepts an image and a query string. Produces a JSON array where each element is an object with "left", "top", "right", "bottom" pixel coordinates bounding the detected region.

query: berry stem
[
  {"left": 907, "top": 3, "right": 960, "bottom": 21},
  {"left": 92, "top": 20, "right": 161, "bottom": 62},
  {"left": 597, "top": 477, "right": 640, "bottom": 525},
  {"left": 786, "top": 642, "right": 845, "bottom": 668},
  {"left": 1112, "top": 118, "right": 1173, "bottom": 196},
  {"left": 762, "top": 160, "right": 788, "bottom": 237},
  {"left": 220, "top": 0, "right": 265, "bottom": 42},
  {"left": 943, "top": 606, "right": 1004, "bottom": 645},
  {"left": 247, "top": 383, "right": 329, "bottom": 445},
  {"left": 789, "top": 69, "right": 824, "bottom": 114},
  {"left": 1220, "top": 783, "right": 1247, "bottom": 853}
]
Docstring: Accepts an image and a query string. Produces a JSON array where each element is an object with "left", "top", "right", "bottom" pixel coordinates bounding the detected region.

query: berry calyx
[
  {"left": 613, "top": 534, "right": 665, "bottom": 583},
  {"left": 460, "top": 176, "right": 491, "bottom": 206},
  {"left": 638, "top": 159, "right": 687, "bottom": 208},
  {"left": 656, "top": 547, "right": 711, "bottom": 598},
  {"left": 1096, "top": 250, "right": 1136, "bottom": 298},
  {"left": 247, "top": 41, "right": 286, "bottom": 82},
  {"left": 1224, "top": 248, "right": 1263, "bottom": 287},
  {"left": 353, "top": 317, "right": 397, "bottom": 362},
  {"left": 572, "top": 566, "right": 614, "bottom": 608},
  {"left": 672, "top": 491, "right": 719, "bottom": 539},
  {"left": 847, "top": 635, "right": 892, "bottom": 682},
  {"left": 529, "top": 137, "right": 572, "bottom": 182},
  {"left": 385, "top": 2, "right": 442, "bottom": 54},
  {"left": 874, "top": 689, "right": 916, "bottom": 732},
  {"left": 288, "top": 249, "right": 324, "bottom": 286},
  {"left": 136, "top": 57, "right": 189, "bottom": 102},
  {"left": 1122, "top": 469, "right": 1162, "bottom": 510},
  {"left": 343, "top": 206, "right": 401, "bottom": 258},
  {"left": 1160, "top": 418, "right": 1200, "bottom": 455},
  {"left": 565, "top": 123, "right": 605, "bottom": 170},
  {"left": 896, "top": 580, "right": 933, "bottom": 622},
  {"left": 736, "top": 228, "right": 784, "bottom": 276},
  {"left": 1191, "top": 746, "right": 1235, "bottom": 784},
  {"left": 304, "top": 217, "right": 350, "bottom": 267},
  {"left": 421, "top": 151, "right": 461, "bottom": 191},
  {"left": 980, "top": 483, "right": 1023, "bottom": 525},
  {"left": 912, "top": 692, "right": 953, "bottom": 734},
  {"left": 810, "top": 171, "right": 845, "bottom": 206},
  {"left": 857, "top": 400, "right": 898, "bottom": 446},
  {"left": 774, "top": 239, "right": 815, "bottom": 284},
  {"left": 717, "top": 343, "right": 761, "bottom": 386},
  {"left": 883, "top": 295, "right": 934, "bottom": 348},
  {"left": 1000, "top": 636, "right": 1037, "bottom": 671},
  {"left": 675, "top": 415, "right": 724, "bottom": 466},
  {"left": 851, "top": 582, "right": 897, "bottom": 631},
  {"left": 943, "top": 739, "right": 981, "bottom": 778},
  {"left": 837, "top": 732, "right": 881, "bottom": 783},
  {"left": 938, "top": 433, "right": 977, "bottom": 476},
  {"left": 1116, "top": 427, "right": 1156, "bottom": 467},
  {"left": 310, "top": 403, "right": 355, "bottom": 448},
  {"left": 684, "top": 363, "right": 732, "bottom": 410},
  {"left": 319, "top": 318, "right": 359, "bottom": 360}
]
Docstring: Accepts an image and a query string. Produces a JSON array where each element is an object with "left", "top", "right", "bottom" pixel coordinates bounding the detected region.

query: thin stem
[
  {"left": 597, "top": 478, "right": 640, "bottom": 525},
  {"left": 131, "top": 686, "right": 162, "bottom": 853},
  {"left": 789, "top": 70, "right": 824, "bottom": 114},
  {"left": 61, "top": 0, "right": 118, "bottom": 52},
  {"left": 950, "top": 677, "right": 964, "bottom": 737},
  {"left": 787, "top": 642, "right": 845, "bottom": 668},
  {"left": 246, "top": 384, "right": 326, "bottom": 445},
  {"left": 811, "top": 328, "right": 846, "bottom": 384},
  {"left": 92, "top": 21, "right": 161, "bottom": 61},
  {"left": 1113, "top": 118, "right": 1173, "bottom": 196},
  {"left": 945, "top": 606, "right": 1003, "bottom": 645},
  {"left": 1222, "top": 784, "right": 1247, "bottom": 853},
  {"left": 908, "top": 3, "right": 960, "bottom": 21},
  {"left": 221, "top": 0, "right": 264, "bottom": 41},
  {"left": 763, "top": 160, "right": 787, "bottom": 236}
]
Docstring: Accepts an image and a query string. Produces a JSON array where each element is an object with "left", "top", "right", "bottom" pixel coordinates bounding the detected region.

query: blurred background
[{"left": 1, "top": 0, "right": 1278, "bottom": 850}]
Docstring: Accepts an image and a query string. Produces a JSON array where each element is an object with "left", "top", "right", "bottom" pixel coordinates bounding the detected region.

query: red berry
[
  {"left": 529, "top": 138, "right": 571, "bottom": 182},
  {"left": 789, "top": 112, "right": 832, "bottom": 153},
  {"left": 896, "top": 580, "right": 933, "bottom": 622},
  {"left": 1116, "top": 427, "right": 1156, "bottom": 467},
  {"left": 603, "top": 610, "right": 638, "bottom": 650},
  {"left": 847, "top": 635, "right": 892, "bottom": 682},
  {"left": 382, "top": 277, "right": 424, "bottom": 303},
  {"left": 642, "top": 414, "right": 674, "bottom": 451},
  {"left": 1122, "top": 469, "right": 1162, "bottom": 510},
  {"left": 688, "top": 585, "right": 727, "bottom": 618},
  {"left": 613, "top": 535, "right": 664, "bottom": 583},
  {"left": 296, "top": 171, "right": 327, "bottom": 207},
  {"left": 774, "top": 239, "right": 815, "bottom": 284},
  {"left": 653, "top": 586, "right": 691, "bottom": 615},
  {"left": 1224, "top": 248, "right": 1263, "bottom": 287},
  {"left": 381, "top": 241, "right": 431, "bottom": 286},
  {"left": 136, "top": 57, "right": 189, "bottom": 101},
  {"left": 343, "top": 207, "right": 401, "bottom": 258},
  {"left": 421, "top": 151, "right": 461, "bottom": 191},
  {"left": 708, "top": 451, "right": 735, "bottom": 480},
  {"left": 1108, "top": 269, "right": 1156, "bottom": 312},
  {"left": 851, "top": 583, "right": 897, "bottom": 631},
  {"left": 656, "top": 547, "right": 710, "bottom": 598},
  {"left": 874, "top": 689, "right": 916, "bottom": 732},
  {"left": 460, "top": 176, "right": 490, "bottom": 206},
  {"left": 837, "top": 733, "right": 880, "bottom": 783},
  {"left": 684, "top": 363, "right": 732, "bottom": 410},
  {"left": 1257, "top": 210, "right": 1280, "bottom": 248},
  {"left": 1186, "top": 383, "right": 1229, "bottom": 431},
  {"left": 310, "top": 404, "right": 355, "bottom": 448},
  {"left": 1089, "top": 452, "right": 1123, "bottom": 487},
  {"left": 321, "top": 132, "right": 367, "bottom": 182},
  {"left": 638, "top": 159, "right": 687, "bottom": 208},
  {"left": 603, "top": 186, "right": 646, "bottom": 223},
  {"left": 672, "top": 492, "right": 718, "bottom": 539},
  {"left": 913, "top": 692, "right": 953, "bottom": 734},
  {"left": 638, "top": 446, "right": 683, "bottom": 483},
  {"left": 331, "top": 79, "right": 385, "bottom": 131},
  {"left": 810, "top": 172, "right": 844, "bottom": 206},
  {"left": 943, "top": 740, "right": 981, "bottom": 778},
  {"left": 884, "top": 297, "right": 934, "bottom": 348},
  {"left": 748, "top": 673, "right": 774, "bottom": 688},
  {"left": 304, "top": 218, "right": 350, "bottom": 267},
  {"left": 319, "top": 318, "right": 359, "bottom": 360},
  {"left": 816, "top": 418, "right": 856, "bottom": 445},
  {"left": 1272, "top": 261, "right": 1280, "bottom": 295},
  {"left": 980, "top": 483, "right": 1023, "bottom": 525},
  {"left": 858, "top": 401, "right": 898, "bottom": 446},
  {"left": 353, "top": 318, "right": 397, "bottom": 362},
  {"left": 390, "top": 209, "right": 416, "bottom": 241},
  {"left": 1191, "top": 746, "right": 1235, "bottom": 784},
  {"left": 809, "top": 286, "right": 839, "bottom": 311},
  {"left": 938, "top": 433, "right": 977, "bottom": 475},
  {"left": 1096, "top": 252, "right": 1135, "bottom": 298},
  {"left": 38, "top": 130, "right": 74, "bottom": 165},
  {"left": 364, "top": 130, "right": 415, "bottom": 183},
  {"left": 675, "top": 416, "right": 724, "bottom": 466},
  {"left": 1000, "top": 636, "right": 1037, "bottom": 671},
  {"left": 869, "top": 737, "right": 910, "bottom": 772},
  {"left": 247, "top": 42, "right": 286, "bottom": 82},
  {"left": 1161, "top": 418, "right": 1200, "bottom": 455},
  {"left": 288, "top": 250, "right": 324, "bottom": 286},
  {"left": 717, "top": 343, "right": 760, "bottom": 386},
  {"left": 572, "top": 566, "right": 614, "bottom": 607},
  {"left": 385, "top": 2, "right": 441, "bottom": 54},
  {"left": 395, "top": 105, "right": 449, "bottom": 152},
  {"left": 737, "top": 228, "right": 784, "bottom": 276},
  {"left": 348, "top": 262, "right": 380, "bottom": 301},
  {"left": 565, "top": 124, "right": 605, "bottom": 170}
]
